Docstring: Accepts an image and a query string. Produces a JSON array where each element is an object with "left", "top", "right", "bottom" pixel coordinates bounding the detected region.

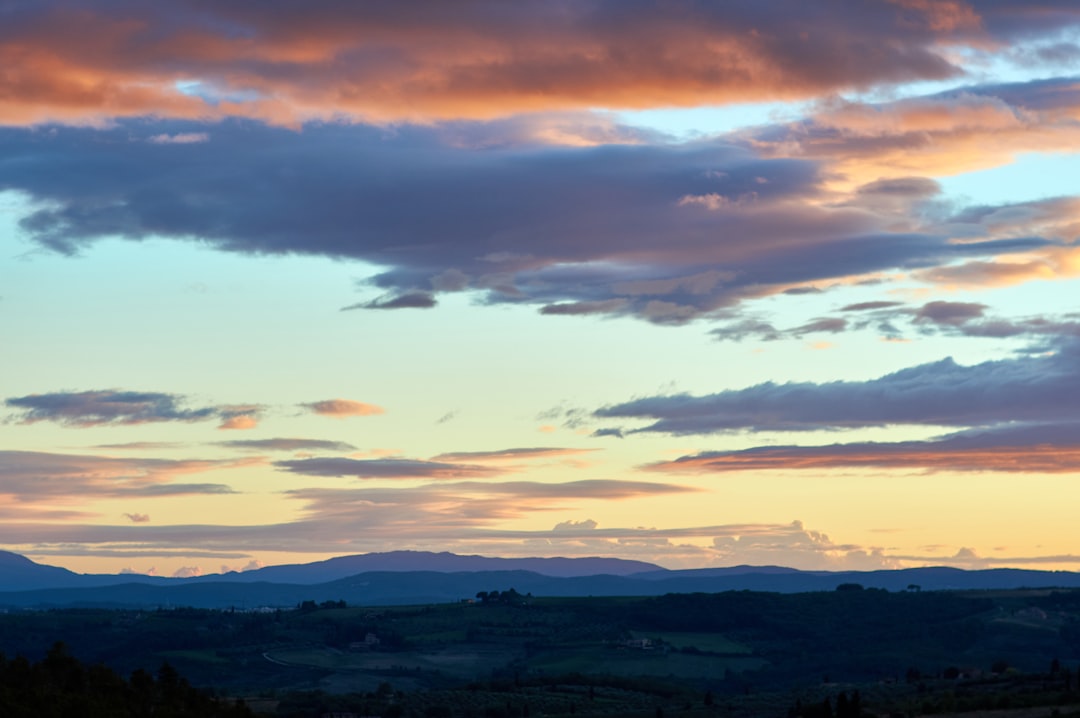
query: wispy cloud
[
  {"left": 5, "top": 390, "right": 263, "bottom": 430},
  {"left": 217, "top": 438, "right": 357, "bottom": 452},
  {"left": 274, "top": 457, "right": 502, "bottom": 480},
  {"left": 646, "top": 422, "right": 1080, "bottom": 474},
  {"left": 711, "top": 300, "right": 1080, "bottom": 344},
  {"left": 300, "top": 399, "right": 385, "bottom": 418},
  {"left": 341, "top": 292, "right": 437, "bottom": 311},
  {"left": 0, "top": 451, "right": 240, "bottom": 504},
  {"left": 431, "top": 447, "right": 598, "bottom": 463},
  {"left": 147, "top": 132, "right": 208, "bottom": 145}
]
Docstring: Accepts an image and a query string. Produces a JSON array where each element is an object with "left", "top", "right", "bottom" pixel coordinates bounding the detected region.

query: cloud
[
  {"left": 914, "top": 300, "right": 987, "bottom": 325},
  {"left": 596, "top": 340, "right": 1080, "bottom": 434},
  {"left": 301, "top": 399, "right": 385, "bottom": 418},
  {"left": 95, "top": 442, "right": 184, "bottom": 450},
  {"left": 646, "top": 422, "right": 1080, "bottom": 474},
  {"left": 217, "top": 438, "right": 357, "bottom": 452},
  {"left": 217, "top": 414, "right": 259, "bottom": 431},
  {"left": 3, "top": 1, "right": 1047, "bottom": 127},
  {"left": 341, "top": 292, "right": 437, "bottom": 310},
  {"left": 0, "top": 451, "right": 240, "bottom": 503},
  {"left": 749, "top": 79, "right": 1080, "bottom": 186},
  {"left": 5, "top": 390, "right": 218, "bottom": 427},
  {"left": 123, "top": 513, "right": 150, "bottom": 523},
  {"left": 0, "top": 477, "right": 698, "bottom": 560},
  {"left": 790, "top": 317, "right": 848, "bottom": 336},
  {"left": 553, "top": 519, "right": 598, "bottom": 532},
  {"left": 431, "top": 447, "right": 598, "bottom": 463},
  {"left": 4, "top": 389, "right": 267, "bottom": 431},
  {"left": 147, "top": 132, "right": 209, "bottom": 144},
  {"left": 274, "top": 457, "right": 503, "bottom": 480},
  {"left": 716, "top": 296, "right": 1080, "bottom": 344},
  {"left": 172, "top": 566, "right": 201, "bottom": 578},
  {"left": 709, "top": 520, "right": 900, "bottom": 571},
  {"left": 841, "top": 301, "right": 905, "bottom": 312},
  {"left": 539, "top": 299, "right": 629, "bottom": 317},
  {"left": 3, "top": 119, "right": 1060, "bottom": 326}
]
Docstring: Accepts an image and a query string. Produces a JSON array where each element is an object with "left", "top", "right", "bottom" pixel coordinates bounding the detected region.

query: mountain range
[{"left": 4, "top": 550, "right": 1080, "bottom": 609}]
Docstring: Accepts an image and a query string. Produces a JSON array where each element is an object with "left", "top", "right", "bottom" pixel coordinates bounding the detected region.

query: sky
[{"left": 2, "top": 0, "right": 1080, "bottom": 578}]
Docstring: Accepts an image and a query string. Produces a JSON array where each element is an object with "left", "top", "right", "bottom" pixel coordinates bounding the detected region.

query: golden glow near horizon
[{"left": 2, "top": 1, "right": 1080, "bottom": 577}]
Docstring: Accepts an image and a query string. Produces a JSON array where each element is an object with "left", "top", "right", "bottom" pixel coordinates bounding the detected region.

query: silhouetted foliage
[{"left": 0, "top": 642, "right": 252, "bottom": 718}]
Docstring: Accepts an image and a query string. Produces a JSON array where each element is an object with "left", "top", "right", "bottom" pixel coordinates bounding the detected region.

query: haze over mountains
[{"left": 5, "top": 550, "right": 1080, "bottom": 609}]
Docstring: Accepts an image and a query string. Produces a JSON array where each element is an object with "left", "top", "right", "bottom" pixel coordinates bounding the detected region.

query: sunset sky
[{"left": 2, "top": 0, "right": 1080, "bottom": 578}]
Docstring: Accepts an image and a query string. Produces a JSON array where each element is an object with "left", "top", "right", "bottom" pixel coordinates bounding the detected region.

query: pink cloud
[{"left": 302, "top": 399, "right": 385, "bottom": 418}]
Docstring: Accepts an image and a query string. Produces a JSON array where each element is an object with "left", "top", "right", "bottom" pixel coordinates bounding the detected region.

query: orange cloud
[
  {"left": 648, "top": 442, "right": 1080, "bottom": 474},
  {"left": 0, "top": 2, "right": 991, "bottom": 126},
  {"left": 752, "top": 89, "right": 1080, "bottom": 187},
  {"left": 886, "top": 0, "right": 982, "bottom": 33},
  {"left": 218, "top": 414, "right": 258, "bottom": 430},
  {"left": 917, "top": 246, "right": 1080, "bottom": 288},
  {"left": 302, "top": 399, "right": 385, "bottom": 418}
]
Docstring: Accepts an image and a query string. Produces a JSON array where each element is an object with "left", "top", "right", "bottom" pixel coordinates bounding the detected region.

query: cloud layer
[
  {"left": 12, "top": 1, "right": 1076, "bottom": 126},
  {"left": 597, "top": 340, "right": 1080, "bottom": 434},
  {"left": 2, "top": 111, "right": 1071, "bottom": 325}
]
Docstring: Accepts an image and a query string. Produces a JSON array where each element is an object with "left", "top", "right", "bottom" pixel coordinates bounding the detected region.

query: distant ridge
[
  {"left": 0, "top": 550, "right": 84, "bottom": 591},
  {"left": 213, "top": 550, "right": 664, "bottom": 583},
  {"left": 0, "top": 550, "right": 663, "bottom": 592},
  {"left": 7, "top": 550, "right": 1080, "bottom": 609}
]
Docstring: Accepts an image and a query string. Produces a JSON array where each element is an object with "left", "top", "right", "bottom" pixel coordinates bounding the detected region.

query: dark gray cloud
[
  {"left": 866, "top": 304, "right": 1080, "bottom": 343},
  {"left": 841, "top": 301, "right": 905, "bottom": 312},
  {"left": 274, "top": 457, "right": 503, "bottom": 479},
  {"left": 711, "top": 299, "right": 1080, "bottom": 344},
  {"left": 217, "top": 438, "right": 357, "bottom": 453},
  {"left": 596, "top": 340, "right": 1080, "bottom": 434},
  {"left": 790, "top": 317, "right": 848, "bottom": 336},
  {"left": 0, "top": 119, "right": 1053, "bottom": 324},
  {"left": 914, "top": 300, "right": 988, "bottom": 325},
  {"left": 539, "top": 299, "right": 629, "bottom": 317},
  {"left": 341, "top": 292, "right": 437, "bottom": 311},
  {"left": 6, "top": 390, "right": 215, "bottom": 427},
  {"left": 5, "top": 389, "right": 261, "bottom": 429}
]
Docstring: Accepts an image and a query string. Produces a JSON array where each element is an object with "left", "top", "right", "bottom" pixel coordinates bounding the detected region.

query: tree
[{"left": 835, "top": 692, "right": 849, "bottom": 718}]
